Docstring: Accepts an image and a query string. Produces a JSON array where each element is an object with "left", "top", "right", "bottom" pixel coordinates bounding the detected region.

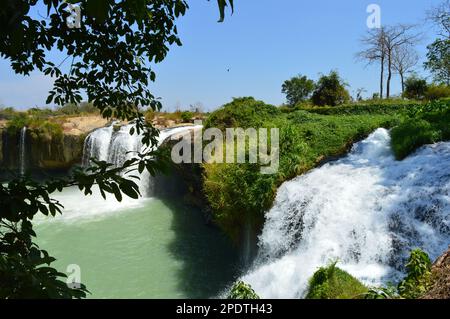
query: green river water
[{"left": 34, "top": 187, "right": 240, "bottom": 298}]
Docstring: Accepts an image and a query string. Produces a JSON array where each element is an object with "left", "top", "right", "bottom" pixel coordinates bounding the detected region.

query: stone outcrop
[
  {"left": 422, "top": 246, "right": 450, "bottom": 299},
  {"left": 0, "top": 116, "right": 108, "bottom": 172}
]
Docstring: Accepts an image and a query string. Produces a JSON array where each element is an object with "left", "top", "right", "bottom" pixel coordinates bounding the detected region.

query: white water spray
[
  {"left": 82, "top": 123, "right": 201, "bottom": 196},
  {"left": 242, "top": 128, "right": 450, "bottom": 298}
]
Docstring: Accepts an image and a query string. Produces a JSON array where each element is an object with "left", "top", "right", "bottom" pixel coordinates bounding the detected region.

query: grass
[
  {"left": 202, "top": 98, "right": 401, "bottom": 241},
  {"left": 305, "top": 262, "right": 368, "bottom": 299},
  {"left": 391, "top": 100, "right": 450, "bottom": 159},
  {"left": 201, "top": 98, "right": 450, "bottom": 241}
]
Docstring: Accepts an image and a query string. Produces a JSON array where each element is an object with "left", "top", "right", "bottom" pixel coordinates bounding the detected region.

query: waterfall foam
[
  {"left": 242, "top": 128, "right": 450, "bottom": 298},
  {"left": 82, "top": 123, "right": 201, "bottom": 197},
  {"left": 19, "top": 127, "right": 27, "bottom": 176}
]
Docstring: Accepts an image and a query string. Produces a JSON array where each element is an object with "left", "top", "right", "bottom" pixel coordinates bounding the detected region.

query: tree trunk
[
  {"left": 380, "top": 55, "right": 384, "bottom": 99},
  {"left": 400, "top": 72, "right": 405, "bottom": 96},
  {"left": 387, "top": 52, "right": 392, "bottom": 99}
]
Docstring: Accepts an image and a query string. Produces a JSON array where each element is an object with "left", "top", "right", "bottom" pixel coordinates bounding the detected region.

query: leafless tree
[
  {"left": 427, "top": 0, "right": 450, "bottom": 39},
  {"left": 357, "top": 28, "right": 387, "bottom": 99},
  {"left": 383, "top": 25, "right": 422, "bottom": 98},
  {"left": 392, "top": 45, "right": 420, "bottom": 94}
]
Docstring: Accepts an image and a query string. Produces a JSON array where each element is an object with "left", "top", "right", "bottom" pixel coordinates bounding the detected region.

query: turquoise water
[{"left": 35, "top": 187, "right": 239, "bottom": 298}]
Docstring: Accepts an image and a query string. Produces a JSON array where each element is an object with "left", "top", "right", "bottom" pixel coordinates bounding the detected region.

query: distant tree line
[{"left": 282, "top": 0, "right": 449, "bottom": 107}]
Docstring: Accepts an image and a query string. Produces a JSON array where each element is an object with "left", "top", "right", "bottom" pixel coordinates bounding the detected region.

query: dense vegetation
[
  {"left": 391, "top": 99, "right": 450, "bottom": 159},
  {"left": 227, "top": 281, "right": 260, "bottom": 299},
  {"left": 203, "top": 98, "right": 400, "bottom": 240},
  {"left": 0, "top": 0, "right": 234, "bottom": 299},
  {"left": 305, "top": 262, "right": 368, "bottom": 299},
  {"left": 305, "top": 248, "right": 435, "bottom": 299},
  {"left": 202, "top": 97, "right": 450, "bottom": 241}
]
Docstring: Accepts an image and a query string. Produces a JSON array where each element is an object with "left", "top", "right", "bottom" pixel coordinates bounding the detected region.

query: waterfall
[
  {"left": 82, "top": 124, "right": 115, "bottom": 166},
  {"left": 83, "top": 123, "right": 201, "bottom": 197},
  {"left": 242, "top": 128, "right": 450, "bottom": 298},
  {"left": 19, "top": 127, "right": 27, "bottom": 176}
]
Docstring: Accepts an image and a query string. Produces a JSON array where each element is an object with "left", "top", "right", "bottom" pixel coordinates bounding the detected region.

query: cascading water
[
  {"left": 242, "top": 128, "right": 450, "bottom": 298},
  {"left": 82, "top": 123, "right": 202, "bottom": 197},
  {"left": 19, "top": 126, "right": 27, "bottom": 176},
  {"left": 82, "top": 124, "right": 115, "bottom": 166}
]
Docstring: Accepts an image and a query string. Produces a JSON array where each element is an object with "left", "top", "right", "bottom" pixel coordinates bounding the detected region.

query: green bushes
[
  {"left": 0, "top": 106, "right": 19, "bottom": 120},
  {"left": 227, "top": 281, "right": 260, "bottom": 299},
  {"left": 391, "top": 99, "right": 450, "bottom": 159},
  {"left": 6, "top": 113, "right": 31, "bottom": 134},
  {"left": 398, "top": 249, "right": 433, "bottom": 299},
  {"left": 205, "top": 97, "right": 280, "bottom": 131},
  {"left": 307, "top": 249, "right": 434, "bottom": 300},
  {"left": 391, "top": 119, "right": 441, "bottom": 160},
  {"left": 363, "top": 248, "right": 433, "bottom": 299},
  {"left": 299, "top": 101, "right": 421, "bottom": 116},
  {"left": 305, "top": 262, "right": 368, "bottom": 299},
  {"left": 403, "top": 75, "right": 428, "bottom": 100},
  {"left": 425, "top": 84, "right": 450, "bottom": 100},
  {"left": 180, "top": 111, "right": 194, "bottom": 123},
  {"left": 311, "top": 71, "right": 350, "bottom": 106},
  {"left": 203, "top": 98, "right": 399, "bottom": 241}
]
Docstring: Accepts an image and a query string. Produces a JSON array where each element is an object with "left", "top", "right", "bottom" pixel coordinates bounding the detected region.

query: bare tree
[
  {"left": 383, "top": 25, "right": 422, "bottom": 98},
  {"left": 357, "top": 28, "right": 387, "bottom": 98},
  {"left": 427, "top": 0, "right": 450, "bottom": 39},
  {"left": 392, "top": 45, "right": 419, "bottom": 94}
]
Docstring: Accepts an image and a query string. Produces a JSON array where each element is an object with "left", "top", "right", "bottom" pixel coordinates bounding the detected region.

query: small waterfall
[
  {"left": 19, "top": 127, "right": 27, "bottom": 176},
  {"left": 82, "top": 125, "right": 115, "bottom": 166},
  {"left": 83, "top": 123, "right": 202, "bottom": 197},
  {"left": 242, "top": 128, "right": 450, "bottom": 298}
]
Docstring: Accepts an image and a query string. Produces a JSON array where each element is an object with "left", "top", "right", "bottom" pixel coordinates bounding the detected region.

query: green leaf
[
  {"left": 85, "top": 0, "right": 111, "bottom": 22},
  {"left": 111, "top": 183, "right": 122, "bottom": 202}
]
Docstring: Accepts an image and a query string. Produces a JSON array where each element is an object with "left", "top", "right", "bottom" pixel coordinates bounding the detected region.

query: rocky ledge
[{"left": 423, "top": 247, "right": 450, "bottom": 299}]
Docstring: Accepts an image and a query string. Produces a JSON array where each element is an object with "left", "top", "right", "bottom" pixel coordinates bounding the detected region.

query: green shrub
[
  {"left": 6, "top": 113, "right": 31, "bottom": 134},
  {"left": 0, "top": 106, "right": 19, "bottom": 120},
  {"left": 391, "top": 99, "right": 450, "bottom": 159},
  {"left": 404, "top": 75, "right": 428, "bottom": 100},
  {"left": 363, "top": 286, "right": 400, "bottom": 299},
  {"left": 300, "top": 102, "right": 421, "bottom": 116},
  {"left": 425, "top": 84, "right": 450, "bottom": 101},
  {"left": 398, "top": 249, "right": 433, "bottom": 299},
  {"left": 305, "top": 262, "right": 368, "bottom": 299},
  {"left": 205, "top": 97, "right": 280, "bottom": 131},
  {"left": 180, "top": 111, "right": 194, "bottom": 123},
  {"left": 227, "top": 281, "right": 260, "bottom": 299},
  {"left": 203, "top": 100, "right": 397, "bottom": 241},
  {"left": 311, "top": 71, "right": 350, "bottom": 106},
  {"left": 391, "top": 119, "right": 441, "bottom": 160}
]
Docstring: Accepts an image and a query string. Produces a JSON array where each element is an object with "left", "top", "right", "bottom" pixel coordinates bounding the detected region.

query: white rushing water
[
  {"left": 19, "top": 126, "right": 27, "bottom": 176},
  {"left": 36, "top": 124, "right": 202, "bottom": 224},
  {"left": 82, "top": 123, "right": 201, "bottom": 197},
  {"left": 242, "top": 128, "right": 450, "bottom": 298}
]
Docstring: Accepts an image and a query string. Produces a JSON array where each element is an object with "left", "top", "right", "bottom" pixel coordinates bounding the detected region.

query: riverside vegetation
[
  {"left": 201, "top": 97, "right": 450, "bottom": 242},
  {"left": 1, "top": 0, "right": 449, "bottom": 299}
]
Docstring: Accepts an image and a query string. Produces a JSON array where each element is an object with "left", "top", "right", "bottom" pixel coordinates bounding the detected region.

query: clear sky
[{"left": 0, "top": 0, "right": 443, "bottom": 111}]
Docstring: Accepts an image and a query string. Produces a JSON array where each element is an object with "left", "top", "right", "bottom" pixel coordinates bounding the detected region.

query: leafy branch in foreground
[{"left": 0, "top": 0, "right": 234, "bottom": 298}]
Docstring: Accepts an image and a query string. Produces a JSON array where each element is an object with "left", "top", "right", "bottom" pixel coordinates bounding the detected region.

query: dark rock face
[
  {"left": 423, "top": 246, "right": 450, "bottom": 299},
  {"left": 0, "top": 128, "right": 86, "bottom": 172}
]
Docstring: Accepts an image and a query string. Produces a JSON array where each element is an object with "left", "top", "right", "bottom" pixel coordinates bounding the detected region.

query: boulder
[{"left": 422, "top": 246, "right": 450, "bottom": 299}]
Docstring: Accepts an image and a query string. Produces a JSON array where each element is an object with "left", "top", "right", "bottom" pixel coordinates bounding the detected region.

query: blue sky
[{"left": 0, "top": 0, "right": 443, "bottom": 111}]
